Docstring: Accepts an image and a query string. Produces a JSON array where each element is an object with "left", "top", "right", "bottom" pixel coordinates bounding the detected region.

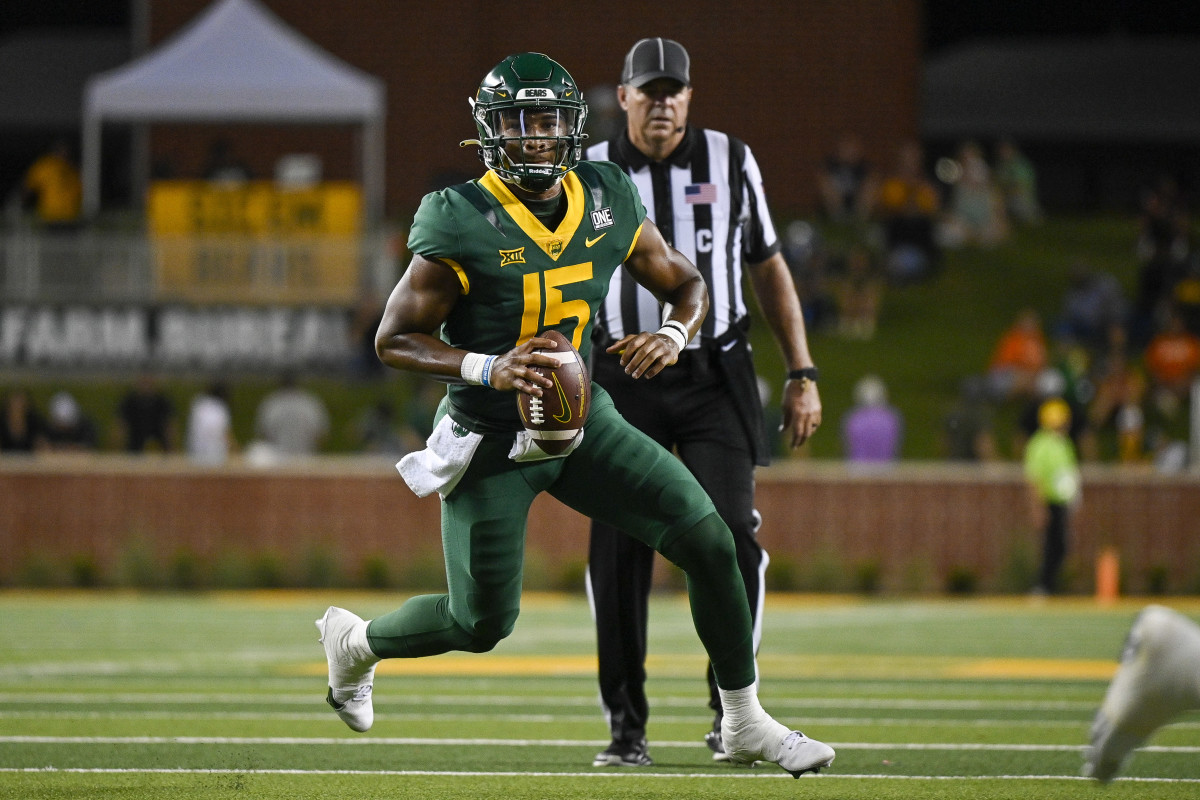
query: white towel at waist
[{"left": 397, "top": 414, "right": 483, "bottom": 498}]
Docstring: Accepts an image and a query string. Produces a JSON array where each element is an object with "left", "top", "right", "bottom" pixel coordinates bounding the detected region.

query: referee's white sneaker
[
  {"left": 316, "top": 606, "right": 379, "bottom": 733},
  {"left": 1083, "top": 605, "right": 1200, "bottom": 782},
  {"left": 721, "top": 712, "right": 834, "bottom": 778}
]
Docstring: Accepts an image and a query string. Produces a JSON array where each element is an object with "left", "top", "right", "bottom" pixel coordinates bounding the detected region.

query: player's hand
[
  {"left": 488, "top": 337, "right": 558, "bottom": 395},
  {"left": 607, "top": 331, "right": 679, "bottom": 379},
  {"left": 781, "top": 378, "right": 822, "bottom": 448}
]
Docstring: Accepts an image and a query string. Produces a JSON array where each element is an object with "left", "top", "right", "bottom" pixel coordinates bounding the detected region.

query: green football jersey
[{"left": 407, "top": 161, "right": 647, "bottom": 432}]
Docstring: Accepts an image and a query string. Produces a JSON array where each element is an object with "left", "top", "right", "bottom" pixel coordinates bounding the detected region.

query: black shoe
[
  {"left": 704, "top": 716, "right": 731, "bottom": 762},
  {"left": 593, "top": 739, "right": 653, "bottom": 767}
]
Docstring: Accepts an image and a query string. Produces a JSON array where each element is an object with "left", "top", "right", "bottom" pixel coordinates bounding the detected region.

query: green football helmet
[{"left": 465, "top": 53, "right": 588, "bottom": 193}]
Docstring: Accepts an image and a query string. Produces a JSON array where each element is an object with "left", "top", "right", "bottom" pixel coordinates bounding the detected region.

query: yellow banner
[{"left": 148, "top": 181, "right": 362, "bottom": 304}]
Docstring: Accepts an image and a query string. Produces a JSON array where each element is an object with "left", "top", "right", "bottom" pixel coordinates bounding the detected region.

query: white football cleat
[
  {"left": 722, "top": 712, "right": 835, "bottom": 777},
  {"left": 316, "top": 606, "right": 379, "bottom": 733},
  {"left": 1083, "top": 605, "right": 1200, "bottom": 782}
]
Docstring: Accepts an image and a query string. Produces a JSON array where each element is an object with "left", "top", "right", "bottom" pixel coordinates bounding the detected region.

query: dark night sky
[{"left": 4, "top": 1, "right": 1200, "bottom": 52}]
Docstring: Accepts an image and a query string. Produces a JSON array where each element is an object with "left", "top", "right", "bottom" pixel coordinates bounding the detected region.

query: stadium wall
[
  {"left": 2, "top": 458, "right": 1197, "bottom": 594},
  {"left": 145, "top": 0, "right": 921, "bottom": 218}
]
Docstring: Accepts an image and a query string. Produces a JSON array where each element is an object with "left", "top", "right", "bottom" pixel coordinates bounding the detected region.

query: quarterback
[{"left": 316, "top": 52, "right": 834, "bottom": 777}]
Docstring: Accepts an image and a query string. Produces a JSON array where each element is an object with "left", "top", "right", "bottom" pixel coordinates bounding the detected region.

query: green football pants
[{"left": 367, "top": 386, "right": 758, "bottom": 690}]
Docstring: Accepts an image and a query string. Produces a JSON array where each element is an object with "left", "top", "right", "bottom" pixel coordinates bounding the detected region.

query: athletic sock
[
  {"left": 719, "top": 685, "right": 789, "bottom": 761},
  {"left": 346, "top": 617, "right": 380, "bottom": 666}
]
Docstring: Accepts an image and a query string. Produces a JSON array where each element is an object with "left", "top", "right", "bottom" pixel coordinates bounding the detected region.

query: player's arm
[
  {"left": 747, "top": 252, "right": 822, "bottom": 447},
  {"left": 610, "top": 219, "right": 709, "bottom": 379},
  {"left": 375, "top": 254, "right": 556, "bottom": 395}
]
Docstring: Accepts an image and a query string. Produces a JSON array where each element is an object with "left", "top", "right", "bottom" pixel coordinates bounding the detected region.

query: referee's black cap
[{"left": 620, "top": 37, "right": 690, "bottom": 88}]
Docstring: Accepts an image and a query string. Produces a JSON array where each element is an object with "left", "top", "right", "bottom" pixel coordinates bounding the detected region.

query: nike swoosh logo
[
  {"left": 585, "top": 233, "right": 607, "bottom": 247},
  {"left": 551, "top": 375, "right": 572, "bottom": 424}
]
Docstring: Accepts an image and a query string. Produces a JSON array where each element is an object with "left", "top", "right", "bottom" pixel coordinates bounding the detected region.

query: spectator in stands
[
  {"left": 0, "top": 389, "right": 46, "bottom": 453},
  {"left": 941, "top": 140, "right": 1008, "bottom": 247},
  {"left": 43, "top": 391, "right": 97, "bottom": 452},
  {"left": 993, "top": 138, "right": 1042, "bottom": 226},
  {"left": 117, "top": 374, "right": 177, "bottom": 453},
  {"left": 1133, "top": 176, "right": 1191, "bottom": 346},
  {"left": 1087, "top": 324, "right": 1147, "bottom": 463},
  {"left": 1167, "top": 259, "right": 1200, "bottom": 336},
  {"left": 986, "top": 308, "right": 1048, "bottom": 402},
  {"left": 1058, "top": 261, "right": 1128, "bottom": 355},
  {"left": 252, "top": 373, "right": 329, "bottom": 459},
  {"left": 1143, "top": 308, "right": 1200, "bottom": 419},
  {"left": 841, "top": 375, "right": 902, "bottom": 463},
  {"left": 831, "top": 244, "right": 884, "bottom": 340},
  {"left": 21, "top": 139, "right": 82, "bottom": 229},
  {"left": 874, "top": 139, "right": 941, "bottom": 283},
  {"left": 817, "top": 132, "right": 876, "bottom": 224},
  {"left": 186, "top": 381, "right": 237, "bottom": 465},
  {"left": 1024, "top": 398, "right": 1080, "bottom": 596},
  {"left": 941, "top": 375, "right": 998, "bottom": 461}
]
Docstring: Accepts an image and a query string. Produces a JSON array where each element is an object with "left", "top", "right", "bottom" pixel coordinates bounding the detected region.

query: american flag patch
[{"left": 684, "top": 183, "right": 717, "bottom": 204}]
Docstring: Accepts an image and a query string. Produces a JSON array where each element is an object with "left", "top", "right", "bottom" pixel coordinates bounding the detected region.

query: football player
[
  {"left": 1084, "top": 605, "right": 1200, "bottom": 781},
  {"left": 316, "top": 52, "right": 834, "bottom": 778}
]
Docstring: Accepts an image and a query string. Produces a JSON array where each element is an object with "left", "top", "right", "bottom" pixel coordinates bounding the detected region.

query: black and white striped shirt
[{"left": 585, "top": 125, "right": 781, "bottom": 347}]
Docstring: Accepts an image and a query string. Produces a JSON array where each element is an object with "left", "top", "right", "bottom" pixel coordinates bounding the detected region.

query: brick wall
[
  {"left": 146, "top": 0, "right": 920, "bottom": 218},
  {"left": 3, "top": 457, "right": 1197, "bottom": 594}
]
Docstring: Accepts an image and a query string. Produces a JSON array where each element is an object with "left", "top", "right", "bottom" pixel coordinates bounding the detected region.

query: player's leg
[
  {"left": 553, "top": 391, "right": 834, "bottom": 776},
  {"left": 1038, "top": 503, "right": 1068, "bottom": 593},
  {"left": 586, "top": 528, "right": 655, "bottom": 766},
  {"left": 369, "top": 437, "right": 542, "bottom": 654},
  {"left": 675, "top": 385, "right": 764, "bottom": 759},
  {"left": 318, "top": 437, "right": 539, "bottom": 732},
  {"left": 586, "top": 363, "right": 673, "bottom": 766},
  {"left": 1084, "top": 605, "right": 1200, "bottom": 782}
]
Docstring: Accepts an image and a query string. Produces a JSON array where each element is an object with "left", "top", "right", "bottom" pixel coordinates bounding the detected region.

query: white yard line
[
  {"left": 0, "top": 692, "right": 1104, "bottom": 711},
  {"left": 0, "top": 710, "right": 1144, "bottom": 727},
  {"left": 0, "top": 766, "right": 1197, "bottom": 783},
  {"left": 6, "top": 710, "right": 1196, "bottom": 729},
  {"left": 3, "top": 735, "right": 1199, "bottom": 755}
]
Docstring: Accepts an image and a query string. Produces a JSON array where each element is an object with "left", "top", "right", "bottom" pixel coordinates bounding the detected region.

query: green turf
[{"left": 2, "top": 591, "right": 1198, "bottom": 799}]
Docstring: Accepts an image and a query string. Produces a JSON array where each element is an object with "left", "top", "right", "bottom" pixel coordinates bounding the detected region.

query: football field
[{"left": 2, "top": 591, "right": 1198, "bottom": 799}]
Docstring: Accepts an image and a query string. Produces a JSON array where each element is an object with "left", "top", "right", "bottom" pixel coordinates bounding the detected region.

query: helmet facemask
[
  {"left": 475, "top": 104, "right": 584, "bottom": 193},
  {"left": 464, "top": 53, "right": 588, "bottom": 194}
]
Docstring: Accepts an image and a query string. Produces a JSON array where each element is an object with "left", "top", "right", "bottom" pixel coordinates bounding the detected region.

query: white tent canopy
[{"left": 82, "top": 0, "right": 386, "bottom": 223}]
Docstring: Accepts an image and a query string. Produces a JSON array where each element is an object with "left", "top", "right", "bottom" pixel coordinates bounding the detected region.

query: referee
[{"left": 586, "top": 38, "right": 823, "bottom": 767}]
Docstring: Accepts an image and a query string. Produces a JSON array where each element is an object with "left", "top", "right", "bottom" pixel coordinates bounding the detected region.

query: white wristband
[
  {"left": 656, "top": 321, "right": 688, "bottom": 351},
  {"left": 460, "top": 352, "right": 496, "bottom": 386}
]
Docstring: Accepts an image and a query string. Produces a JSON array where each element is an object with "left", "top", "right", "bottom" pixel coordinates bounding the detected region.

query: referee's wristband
[
  {"left": 787, "top": 367, "right": 820, "bottom": 383},
  {"left": 461, "top": 352, "right": 498, "bottom": 387},
  {"left": 656, "top": 319, "right": 690, "bottom": 351}
]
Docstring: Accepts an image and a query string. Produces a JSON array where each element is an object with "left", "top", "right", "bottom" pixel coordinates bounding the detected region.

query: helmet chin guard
[{"left": 464, "top": 53, "right": 588, "bottom": 193}]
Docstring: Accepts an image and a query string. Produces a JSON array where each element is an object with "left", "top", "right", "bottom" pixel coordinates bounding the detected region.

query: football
[{"left": 516, "top": 330, "right": 590, "bottom": 455}]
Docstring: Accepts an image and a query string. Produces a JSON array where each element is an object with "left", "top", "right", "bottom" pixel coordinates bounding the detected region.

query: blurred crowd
[
  {"left": 0, "top": 371, "right": 435, "bottom": 465},
  {"left": 788, "top": 132, "right": 1197, "bottom": 468},
  {"left": 790, "top": 134, "right": 1044, "bottom": 350}
]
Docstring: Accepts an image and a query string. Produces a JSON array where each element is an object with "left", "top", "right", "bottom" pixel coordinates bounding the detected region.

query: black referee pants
[{"left": 587, "top": 346, "right": 766, "bottom": 745}]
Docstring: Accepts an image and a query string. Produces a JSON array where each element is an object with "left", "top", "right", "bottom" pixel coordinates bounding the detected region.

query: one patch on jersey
[
  {"left": 499, "top": 247, "right": 526, "bottom": 267},
  {"left": 590, "top": 207, "right": 614, "bottom": 229}
]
